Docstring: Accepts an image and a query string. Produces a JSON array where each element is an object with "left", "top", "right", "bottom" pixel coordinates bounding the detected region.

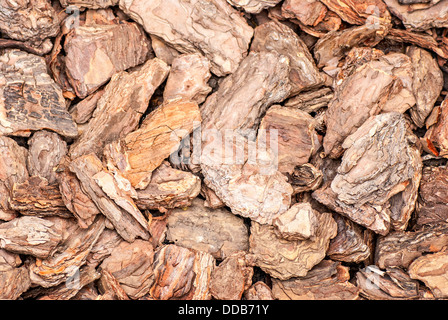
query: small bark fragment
[
  {"left": 118, "top": 0, "right": 254, "bottom": 76},
  {"left": 227, "top": 0, "right": 281, "bottom": 13},
  {"left": 286, "top": 163, "right": 323, "bottom": 194},
  {"left": 166, "top": 198, "right": 249, "bottom": 260},
  {"left": 375, "top": 223, "right": 448, "bottom": 269},
  {"left": 271, "top": 260, "right": 359, "bottom": 300},
  {"left": 9, "top": 176, "right": 72, "bottom": 218},
  {"left": 356, "top": 265, "right": 420, "bottom": 300},
  {"left": 99, "top": 239, "right": 155, "bottom": 299},
  {"left": 408, "top": 250, "right": 448, "bottom": 298},
  {"left": 97, "top": 270, "right": 130, "bottom": 300},
  {"left": 0, "top": 0, "right": 60, "bottom": 46},
  {"left": 55, "top": 156, "right": 100, "bottom": 229},
  {"left": 250, "top": 211, "right": 337, "bottom": 280},
  {"left": 69, "top": 89, "right": 104, "bottom": 125},
  {"left": 314, "top": 113, "right": 422, "bottom": 235},
  {"left": 384, "top": 0, "right": 448, "bottom": 31},
  {"left": 272, "top": 203, "right": 319, "bottom": 241},
  {"left": 69, "top": 58, "right": 170, "bottom": 159},
  {"left": 104, "top": 101, "right": 201, "bottom": 190},
  {"left": 425, "top": 96, "right": 448, "bottom": 157},
  {"left": 0, "top": 216, "right": 65, "bottom": 259},
  {"left": 281, "top": 0, "right": 328, "bottom": 26},
  {"left": 251, "top": 20, "right": 323, "bottom": 96},
  {"left": 416, "top": 166, "right": 448, "bottom": 226},
  {"left": 0, "top": 249, "right": 31, "bottom": 300},
  {"left": 284, "top": 87, "right": 334, "bottom": 113},
  {"left": 64, "top": 21, "right": 152, "bottom": 98},
  {"left": 163, "top": 54, "right": 212, "bottom": 104},
  {"left": 210, "top": 252, "right": 253, "bottom": 300},
  {"left": 406, "top": 46, "right": 444, "bottom": 127},
  {"left": 0, "top": 50, "right": 78, "bottom": 138},
  {"left": 327, "top": 214, "right": 371, "bottom": 263},
  {"left": 244, "top": 281, "right": 275, "bottom": 300},
  {"left": 135, "top": 162, "right": 201, "bottom": 212},
  {"left": 27, "top": 131, "right": 68, "bottom": 184},
  {"left": 86, "top": 229, "right": 123, "bottom": 268},
  {"left": 59, "top": 0, "right": 119, "bottom": 9},
  {"left": 69, "top": 154, "right": 149, "bottom": 242}
]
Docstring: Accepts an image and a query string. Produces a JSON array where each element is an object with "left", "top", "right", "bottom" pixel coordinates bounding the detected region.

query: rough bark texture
[
  {"left": 200, "top": 51, "right": 293, "bottom": 225},
  {"left": 0, "top": 249, "right": 31, "bottom": 300},
  {"left": 271, "top": 260, "right": 359, "bottom": 300},
  {"left": 99, "top": 239, "right": 155, "bottom": 299},
  {"left": 425, "top": 97, "right": 448, "bottom": 157},
  {"left": 258, "top": 105, "right": 320, "bottom": 175},
  {"left": 59, "top": 0, "right": 119, "bottom": 8},
  {"left": 250, "top": 211, "right": 337, "bottom": 280},
  {"left": 209, "top": 252, "right": 253, "bottom": 300},
  {"left": 416, "top": 166, "right": 448, "bottom": 227},
  {"left": 104, "top": 101, "right": 201, "bottom": 190},
  {"left": 286, "top": 163, "right": 323, "bottom": 194},
  {"left": 251, "top": 20, "right": 323, "bottom": 96},
  {"left": 135, "top": 161, "right": 201, "bottom": 212},
  {"left": 384, "top": 0, "right": 448, "bottom": 31},
  {"left": 375, "top": 223, "right": 448, "bottom": 269},
  {"left": 319, "top": 0, "right": 392, "bottom": 25},
  {"left": 69, "top": 58, "right": 170, "bottom": 159},
  {"left": 284, "top": 87, "right": 334, "bottom": 113},
  {"left": 314, "top": 113, "right": 422, "bottom": 235},
  {"left": 244, "top": 281, "right": 275, "bottom": 300},
  {"left": 64, "top": 21, "right": 152, "bottom": 98},
  {"left": 166, "top": 198, "right": 249, "bottom": 260},
  {"left": 118, "top": 0, "right": 254, "bottom": 77},
  {"left": 227, "top": 0, "right": 281, "bottom": 13},
  {"left": 0, "top": 0, "right": 60, "bottom": 45},
  {"left": 27, "top": 131, "right": 68, "bottom": 184},
  {"left": 163, "top": 54, "right": 212, "bottom": 104},
  {"left": 272, "top": 202, "right": 319, "bottom": 241},
  {"left": 281, "top": 0, "right": 328, "bottom": 26},
  {"left": 0, "top": 50, "right": 78, "bottom": 138},
  {"left": 69, "top": 154, "right": 149, "bottom": 242}
]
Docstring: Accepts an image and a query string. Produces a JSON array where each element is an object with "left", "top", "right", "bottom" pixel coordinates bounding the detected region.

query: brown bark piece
[
  {"left": 0, "top": 216, "right": 65, "bottom": 259},
  {"left": 408, "top": 251, "right": 448, "bottom": 298},
  {"left": 191, "top": 251, "right": 215, "bottom": 300},
  {"left": 272, "top": 203, "right": 319, "bottom": 241},
  {"left": 69, "top": 57, "right": 169, "bottom": 159},
  {"left": 69, "top": 154, "right": 149, "bottom": 242},
  {"left": 69, "top": 89, "right": 104, "bottom": 125},
  {"left": 166, "top": 198, "right": 249, "bottom": 260},
  {"left": 163, "top": 54, "right": 212, "bottom": 104},
  {"left": 210, "top": 251, "right": 253, "bottom": 300},
  {"left": 119, "top": 0, "right": 254, "bottom": 77},
  {"left": 200, "top": 51, "right": 293, "bottom": 225},
  {"left": 0, "top": 136, "right": 29, "bottom": 221},
  {"left": 86, "top": 229, "right": 123, "bottom": 268},
  {"left": 9, "top": 176, "right": 72, "bottom": 218},
  {"left": 314, "top": 113, "right": 422, "bottom": 235},
  {"left": 323, "top": 52, "right": 414, "bottom": 158},
  {"left": 356, "top": 265, "right": 420, "bottom": 300},
  {"left": 406, "top": 46, "right": 444, "bottom": 127},
  {"left": 55, "top": 156, "right": 100, "bottom": 229},
  {"left": 149, "top": 35, "right": 181, "bottom": 66},
  {"left": 150, "top": 244, "right": 196, "bottom": 300},
  {"left": 97, "top": 270, "right": 130, "bottom": 300},
  {"left": 227, "top": 0, "right": 281, "bottom": 13},
  {"left": 29, "top": 216, "right": 105, "bottom": 288},
  {"left": 0, "top": 0, "right": 60, "bottom": 46},
  {"left": 59, "top": 0, "right": 119, "bottom": 8},
  {"left": 425, "top": 97, "right": 448, "bottom": 157},
  {"left": 258, "top": 105, "right": 320, "bottom": 175},
  {"left": 201, "top": 184, "right": 226, "bottom": 209},
  {"left": 244, "top": 281, "right": 275, "bottom": 300},
  {"left": 284, "top": 87, "right": 334, "bottom": 113},
  {"left": 281, "top": 0, "right": 328, "bottom": 26},
  {"left": 286, "top": 163, "right": 323, "bottom": 194},
  {"left": 251, "top": 20, "right": 323, "bottom": 96},
  {"left": 327, "top": 214, "right": 371, "bottom": 263},
  {"left": 271, "top": 260, "right": 359, "bottom": 300},
  {"left": 0, "top": 50, "right": 78, "bottom": 138},
  {"left": 313, "top": 24, "right": 388, "bottom": 73},
  {"left": 64, "top": 21, "right": 152, "bottom": 98},
  {"left": 416, "top": 166, "right": 448, "bottom": 227},
  {"left": 375, "top": 223, "right": 448, "bottom": 269},
  {"left": 104, "top": 101, "right": 201, "bottom": 190},
  {"left": 384, "top": 0, "right": 448, "bottom": 31},
  {"left": 250, "top": 211, "right": 337, "bottom": 280},
  {"left": 27, "top": 131, "right": 68, "bottom": 184},
  {"left": 99, "top": 239, "right": 154, "bottom": 299},
  {"left": 135, "top": 161, "right": 201, "bottom": 212},
  {"left": 0, "top": 249, "right": 31, "bottom": 300},
  {"left": 319, "top": 0, "right": 392, "bottom": 26}
]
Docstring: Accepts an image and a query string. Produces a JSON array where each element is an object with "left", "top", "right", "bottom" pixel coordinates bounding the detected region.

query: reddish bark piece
[
  {"left": 69, "top": 58, "right": 170, "bottom": 159},
  {"left": 104, "top": 101, "right": 201, "bottom": 190},
  {"left": 64, "top": 21, "right": 151, "bottom": 98},
  {"left": 271, "top": 260, "right": 359, "bottom": 300},
  {"left": 118, "top": 0, "right": 254, "bottom": 76},
  {"left": 210, "top": 252, "right": 253, "bottom": 300},
  {"left": 227, "top": 0, "right": 281, "bottom": 13},
  {"left": 166, "top": 198, "right": 249, "bottom": 259}
]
